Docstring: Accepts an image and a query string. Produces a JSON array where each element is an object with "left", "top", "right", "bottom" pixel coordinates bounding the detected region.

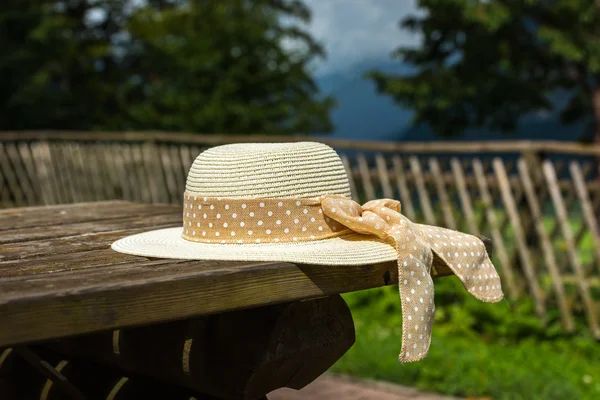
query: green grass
[
  {"left": 475, "top": 206, "right": 596, "bottom": 264},
  {"left": 332, "top": 203, "right": 600, "bottom": 398},
  {"left": 331, "top": 279, "right": 600, "bottom": 400}
]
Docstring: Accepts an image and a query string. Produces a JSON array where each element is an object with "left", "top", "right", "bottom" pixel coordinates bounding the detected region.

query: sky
[{"left": 301, "top": 0, "right": 422, "bottom": 76}]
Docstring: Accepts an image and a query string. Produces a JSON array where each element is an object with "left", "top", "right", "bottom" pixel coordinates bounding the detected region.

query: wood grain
[
  {"left": 0, "top": 227, "right": 177, "bottom": 262},
  {"left": 0, "top": 213, "right": 179, "bottom": 245},
  {"left": 0, "top": 201, "right": 472, "bottom": 348},
  {"left": 0, "top": 200, "right": 175, "bottom": 228},
  {"left": 0, "top": 257, "right": 398, "bottom": 347},
  {"left": 0, "top": 206, "right": 180, "bottom": 244}
]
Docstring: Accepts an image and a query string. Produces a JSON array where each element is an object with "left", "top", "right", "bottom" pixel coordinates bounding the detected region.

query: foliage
[
  {"left": 0, "top": 0, "right": 128, "bottom": 129},
  {"left": 334, "top": 279, "right": 600, "bottom": 399},
  {"left": 0, "top": 0, "right": 333, "bottom": 134},
  {"left": 367, "top": 0, "right": 600, "bottom": 142}
]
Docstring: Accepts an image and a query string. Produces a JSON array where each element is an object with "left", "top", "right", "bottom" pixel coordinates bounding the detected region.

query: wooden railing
[{"left": 1, "top": 131, "right": 599, "bottom": 337}]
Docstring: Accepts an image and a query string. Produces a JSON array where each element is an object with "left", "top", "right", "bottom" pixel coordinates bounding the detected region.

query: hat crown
[{"left": 185, "top": 142, "right": 352, "bottom": 198}]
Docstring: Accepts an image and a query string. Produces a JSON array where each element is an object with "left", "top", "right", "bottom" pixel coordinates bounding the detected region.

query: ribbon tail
[
  {"left": 414, "top": 224, "right": 504, "bottom": 303},
  {"left": 391, "top": 217, "right": 436, "bottom": 363}
]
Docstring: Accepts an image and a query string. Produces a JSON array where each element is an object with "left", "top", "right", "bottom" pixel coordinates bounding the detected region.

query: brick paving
[{"left": 269, "top": 374, "right": 459, "bottom": 400}]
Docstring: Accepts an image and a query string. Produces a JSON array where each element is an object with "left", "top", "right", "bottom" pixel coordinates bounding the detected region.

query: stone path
[{"left": 269, "top": 374, "right": 459, "bottom": 400}]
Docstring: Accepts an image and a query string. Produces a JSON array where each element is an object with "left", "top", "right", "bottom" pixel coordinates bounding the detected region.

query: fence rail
[{"left": 1, "top": 131, "right": 599, "bottom": 337}]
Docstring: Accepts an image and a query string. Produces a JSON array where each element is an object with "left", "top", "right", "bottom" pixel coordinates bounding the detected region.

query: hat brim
[{"left": 111, "top": 227, "right": 398, "bottom": 265}]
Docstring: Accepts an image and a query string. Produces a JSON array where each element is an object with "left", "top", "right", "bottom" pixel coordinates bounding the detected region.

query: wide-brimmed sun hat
[{"left": 112, "top": 141, "right": 503, "bottom": 363}]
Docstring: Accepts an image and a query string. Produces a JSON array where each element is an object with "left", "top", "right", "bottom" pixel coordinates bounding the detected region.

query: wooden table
[{"left": 0, "top": 201, "right": 404, "bottom": 400}]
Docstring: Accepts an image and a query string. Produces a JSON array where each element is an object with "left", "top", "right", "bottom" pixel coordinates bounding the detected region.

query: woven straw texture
[{"left": 185, "top": 142, "right": 352, "bottom": 198}]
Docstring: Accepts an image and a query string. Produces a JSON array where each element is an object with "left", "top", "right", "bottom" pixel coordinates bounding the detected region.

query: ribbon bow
[{"left": 321, "top": 195, "right": 503, "bottom": 362}]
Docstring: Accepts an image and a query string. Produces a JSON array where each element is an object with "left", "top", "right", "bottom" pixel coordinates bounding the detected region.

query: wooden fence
[{"left": 1, "top": 131, "right": 599, "bottom": 337}]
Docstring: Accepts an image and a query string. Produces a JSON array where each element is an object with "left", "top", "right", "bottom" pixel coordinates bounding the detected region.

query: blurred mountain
[
  {"left": 315, "top": 60, "right": 412, "bottom": 141},
  {"left": 315, "top": 60, "right": 588, "bottom": 142}
]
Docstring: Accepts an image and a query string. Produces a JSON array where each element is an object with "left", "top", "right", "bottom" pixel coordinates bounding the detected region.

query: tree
[
  {"left": 0, "top": 0, "right": 333, "bottom": 134},
  {"left": 0, "top": 0, "right": 128, "bottom": 129},
  {"left": 367, "top": 0, "right": 600, "bottom": 144}
]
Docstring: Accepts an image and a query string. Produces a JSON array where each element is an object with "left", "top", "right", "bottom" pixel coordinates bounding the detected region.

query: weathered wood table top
[{"left": 0, "top": 201, "right": 400, "bottom": 348}]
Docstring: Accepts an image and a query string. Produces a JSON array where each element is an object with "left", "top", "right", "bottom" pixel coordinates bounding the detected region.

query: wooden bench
[
  {"left": 0, "top": 197, "right": 494, "bottom": 399},
  {"left": 0, "top": 201, "right": 404, "bottom": 399}
]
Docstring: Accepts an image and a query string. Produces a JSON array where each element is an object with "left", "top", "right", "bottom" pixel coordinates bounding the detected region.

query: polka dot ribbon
[
  {"left": 321, "top": 195, "right": 503, "bottom": 362},
  {"left": 182, "top": 193, "right": 504, "bottom": 362}
]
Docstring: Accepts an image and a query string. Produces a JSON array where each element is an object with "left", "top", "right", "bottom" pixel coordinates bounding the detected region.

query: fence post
[
  {"left": 472, "top": 158, "right": 519, "bottom": 298},
  {"left": 450, "top": 157, "right": 478, "bottom": 234},
  {"left": 391, "top": 156, "right": 416, "bottom": 221},
  {"left": 493, "top": 158, "right": 546, "bottom": 320},
  {"left": 340, "top": 155, "right": 358, "bottom": 200},
  {"left": 375, "top": 153, "right": 394, "bottom": 199},
  {"left": 543, "top": 160, "right": 600, "bottom": 339},
  {"left": 409, "top": 156, "right": 436, "bottom": 225},
  {"left": 570, "top": 161, "right": 600, "bottom": 274},
  {"left": 357, "top": 153, "right": 376, "bottom": 201},
  {"left": 429, "top": 157, "right": 457, "bottom": 230},
  {"left": 517, "top": 158, "right": 574, "bottom": 332}
]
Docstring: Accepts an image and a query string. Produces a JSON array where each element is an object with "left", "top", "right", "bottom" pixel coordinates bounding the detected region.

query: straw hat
[{"left": 112, "top": 141, "right": 503, "bottom": 362}]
